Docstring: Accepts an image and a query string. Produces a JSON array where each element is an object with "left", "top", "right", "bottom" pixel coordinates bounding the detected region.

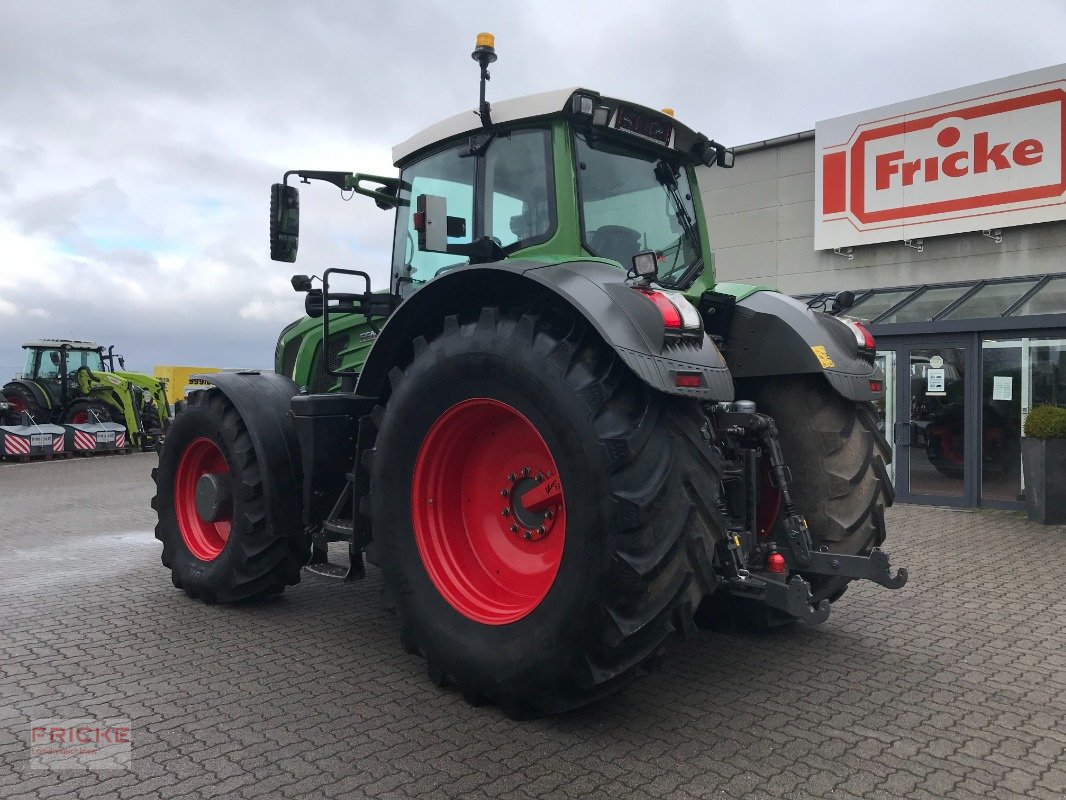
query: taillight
[
  {"left": 843, "top": 318, "right": 875, "bottom": 350},
  {"left": 636, "top": 288, "right": 702, "bottom": 335}
]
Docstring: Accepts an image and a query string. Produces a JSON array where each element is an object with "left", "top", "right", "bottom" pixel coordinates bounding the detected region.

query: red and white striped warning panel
[
  {"left": 0, "top": 423, "right": 66, "bottom": 459},
  {"left": 73, "top": 429, "right": 97, "bottom": 450},
  {"left": 4, "top": 435, "right": 30, "bottom": 456},
  {"left": 63, "top": 422, "right": 128, "bottom": 454}
]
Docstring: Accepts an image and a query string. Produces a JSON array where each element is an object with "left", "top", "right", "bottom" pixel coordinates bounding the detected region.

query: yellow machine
[{"left": 153, "top": 366, "right": 221, "bottom": 406}]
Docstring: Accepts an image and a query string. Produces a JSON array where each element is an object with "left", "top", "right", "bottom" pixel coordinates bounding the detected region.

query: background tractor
[
  {"left": 2, "top": 339, "right": 170, "bottom": 449},
  {"left": 153, "top": 35, "right": 905, "bottom": 717}
]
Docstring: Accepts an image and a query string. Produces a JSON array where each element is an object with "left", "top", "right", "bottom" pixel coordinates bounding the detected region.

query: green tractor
[
  {"left": 2, "top": 339, "right": 170, "bottom": 449},
  {"left": 153, "top": 35, "right": 905, "bottom": 716}
]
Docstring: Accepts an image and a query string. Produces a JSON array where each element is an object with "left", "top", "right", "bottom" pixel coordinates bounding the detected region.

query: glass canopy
[{"left": 794, "top": 274, "right": 1066, "bottom": 325}]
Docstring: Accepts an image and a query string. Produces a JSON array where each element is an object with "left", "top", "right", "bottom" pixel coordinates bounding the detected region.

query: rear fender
[
  {"left": 4, "top": 379, "right": 52, "bottom": 409},
  {"left": 721, "top": 291, "right": 876, "bottom": 401},
  {"left": 191, "top": 371, "right": 304, "bottom": 539},
  {"left": 356, "top": 261, "right": 735, "bottom": 402}
]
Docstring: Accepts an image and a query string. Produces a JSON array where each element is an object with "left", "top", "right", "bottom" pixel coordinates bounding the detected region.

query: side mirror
[
  {"left": 270, "top": 183, "right": 300, "bottom": 262},
  {"left": 414, "top": 194, "right": 467, "bottom": 253},
  {"left": 49, "top": 352, "right": 60, "bottom": 366},
  {"left": 716, "top": 147, "right": 735, "bottom": 169}
]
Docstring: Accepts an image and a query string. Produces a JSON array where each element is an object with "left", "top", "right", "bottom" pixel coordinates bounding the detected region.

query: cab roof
[
  {"left": 22, "top": 339, "right": 101, "bottom": 350},
  {"left": 391, "top": 87, "right": 705, "bottom": 167}
]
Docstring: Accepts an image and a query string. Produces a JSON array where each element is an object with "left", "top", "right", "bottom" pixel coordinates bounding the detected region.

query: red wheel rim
[
  {"left": 411, "top": 398, "right": 566, "bottom": 625},
  {"left": 72, "top": 411, "right": 88, "bottom": 424},
  {"left": 175, "top": 437, "right": 232, "bottom": 561}
]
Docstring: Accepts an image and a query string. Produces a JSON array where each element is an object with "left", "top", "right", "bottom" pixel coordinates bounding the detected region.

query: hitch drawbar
[{"left": 711, "top": 402, "right": 907, "bottom": 625}]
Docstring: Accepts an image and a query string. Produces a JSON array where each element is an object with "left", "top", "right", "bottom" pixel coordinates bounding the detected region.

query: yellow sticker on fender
[{"left": 811, "top": 345, "right": 835, "bottom": 369}]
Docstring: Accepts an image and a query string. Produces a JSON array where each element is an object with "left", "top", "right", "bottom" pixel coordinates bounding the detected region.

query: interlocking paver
[{"left": 1, "top": 453, "right": 1064, "bottom": 799}]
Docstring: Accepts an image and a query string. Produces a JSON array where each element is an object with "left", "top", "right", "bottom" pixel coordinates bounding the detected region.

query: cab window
[
  {"left": 484, "top": 129, "right": 554, "bottom": 249},
  {"left": 391, "top": 128, "right": 555, "bottom": 297},
  {"left": 70, "top": 350, "right": 105, "bottom": 372},
  {"left": 35, "top": 349, "right": 61, "bottom": 379},
  {"left": 391, "top": 144, "right": 475, "bottom": 296}
]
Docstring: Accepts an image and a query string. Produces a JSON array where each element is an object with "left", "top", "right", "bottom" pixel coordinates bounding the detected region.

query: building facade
[{"left": 698, "top": 65, "right": 1066, "bottom": 509}]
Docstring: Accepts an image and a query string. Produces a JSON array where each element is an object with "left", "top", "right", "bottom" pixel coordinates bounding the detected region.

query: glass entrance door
[{"left": 893, "top": 341, "right": 975, "bottom": 506}]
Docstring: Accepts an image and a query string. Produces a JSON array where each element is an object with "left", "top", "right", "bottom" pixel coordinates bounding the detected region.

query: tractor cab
[
  {"left": 268, "top": 34, "right": 734, "bottom": 393},
  {"left": 19, "top": 339, "right": 106, "bottom": 407}
]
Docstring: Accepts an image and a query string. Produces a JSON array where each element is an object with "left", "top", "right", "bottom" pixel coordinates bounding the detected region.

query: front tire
[
  {"left": 370, "top": 307, "right": 726, "bottom": 716},
  {"left": 151, "top": 389, "right": 307, "bottom": 603},
  {"left": 63, "top": 398, "right": 118, "bottom": 426}
]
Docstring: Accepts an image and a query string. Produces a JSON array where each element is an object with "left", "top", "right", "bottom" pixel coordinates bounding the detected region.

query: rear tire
[
  {"left": 744, "top": 374, "right": 894, "bottom": 603},
  {"left": 370, "top": 307, "right": 726, "bottom": 716},
  {"left": 2, "top": 383, "right": 48, "bottom": 422},
  {"left": 151, "top": 389, "right": 307, "bottom": 603}
]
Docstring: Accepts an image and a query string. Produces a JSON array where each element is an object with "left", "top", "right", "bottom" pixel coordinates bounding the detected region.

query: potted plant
[{"left": 1022, "top": 404, "right": 1066, "bottom": 524}]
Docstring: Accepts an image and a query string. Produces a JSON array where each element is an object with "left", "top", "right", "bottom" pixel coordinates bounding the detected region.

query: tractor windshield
[
  {"left": 574, "top": 132, "right": 702, "bottom": 289},
  {"left": 70, "top": 350, "right": 105, "bottom": 372}
]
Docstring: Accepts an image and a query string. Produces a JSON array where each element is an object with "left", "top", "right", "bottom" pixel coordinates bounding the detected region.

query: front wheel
[
  {"left": 63, "top": 398, "right": 118, "bottom": 426},
  {"left": 370, "top": 307, "right": 727, "bottom": 716},
  {"left": 151, "top": 389, "right": 307, "bottom": 603}
]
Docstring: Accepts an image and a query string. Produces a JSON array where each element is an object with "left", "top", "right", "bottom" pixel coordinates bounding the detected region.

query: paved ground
[{"left": 0, "top": 454, "right": 1063, "bottom": 800}]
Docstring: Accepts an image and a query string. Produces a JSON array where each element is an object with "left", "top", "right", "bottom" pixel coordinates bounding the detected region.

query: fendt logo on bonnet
[{"left": 815, "top": 67, "right": 1066, "bottom": 249}]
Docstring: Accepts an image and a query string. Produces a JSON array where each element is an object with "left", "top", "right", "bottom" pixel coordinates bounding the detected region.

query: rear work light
[
  {"left": 842, "top": 318, "right": 875, "bottom": 350},
  {"left": 636, "top": 288, "right": 702, "bottom": 336}
]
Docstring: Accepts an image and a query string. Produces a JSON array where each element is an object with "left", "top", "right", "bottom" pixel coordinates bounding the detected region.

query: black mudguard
[
  {"left": 357, "top": 260, "right": 734, "bottom": 402},
  {"left": 3, "top": 379, "right": 52, "bottom": 409},
  {"left": 191, "top": 371, "right": 304, "bottom": 538},
  {"left": 721, "top": 291, "right": 876, "bottom": 401}
]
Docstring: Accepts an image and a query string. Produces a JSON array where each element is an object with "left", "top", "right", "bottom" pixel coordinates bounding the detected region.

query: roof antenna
[{"left": 471, "top": 32, "right": 497, "bottom": 128}]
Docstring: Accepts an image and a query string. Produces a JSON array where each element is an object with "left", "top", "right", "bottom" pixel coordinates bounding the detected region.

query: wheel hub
[
  {"left": 195, "top": 472, "right": 232, "bottom": 523},
  {"left": 502, "top": 468, "right": 561, "bottom": 541}
]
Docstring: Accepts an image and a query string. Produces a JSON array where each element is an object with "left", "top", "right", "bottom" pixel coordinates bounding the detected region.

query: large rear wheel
[
  {"left": 370, "top": 307, "right": 727, "bottom": 716},
  {"left": 2, "top": 383, "right": 48, "bottom": 422},
  {"left": 151, "top": 389, "right": 307, "bottom": 603},
  {"left": 744, "top": 374, "right": 894, "bottom": 603}
]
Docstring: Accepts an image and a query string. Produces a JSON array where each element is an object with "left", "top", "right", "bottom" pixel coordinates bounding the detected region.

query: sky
[{"left": 1, "top": 0, "right": 1064, "bottom": 381}]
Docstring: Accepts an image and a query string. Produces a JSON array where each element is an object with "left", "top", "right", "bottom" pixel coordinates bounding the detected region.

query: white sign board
[
  {"left": 992, "top": 375, "right": 1013, "bottom": 401},
  {"left": 815, "top": 64, "right": 1066, "bottom": 249},
  {"left": 926, "top": 368, "right": 946, "bottom": 395}
]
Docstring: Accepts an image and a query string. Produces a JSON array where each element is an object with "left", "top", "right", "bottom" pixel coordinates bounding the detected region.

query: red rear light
[
  {"left": 842, "top": 318, "right": 875, "bottom": 350},
  {"left": 675, "top": 373, "right": 702, "bottom": 388},
  {"left": 637, "top": 288, "right": 682, "bottom": 329},
  {"left": 869, "top": 379, "right": 884, "bottom": 392},
  {"left": 855, "top": 321, "right": 875, "bottom": 349}
]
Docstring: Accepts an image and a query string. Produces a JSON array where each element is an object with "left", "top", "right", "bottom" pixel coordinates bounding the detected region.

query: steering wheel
[{"left": 74, "top": 365, "right": 96, "bottom": 395}]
